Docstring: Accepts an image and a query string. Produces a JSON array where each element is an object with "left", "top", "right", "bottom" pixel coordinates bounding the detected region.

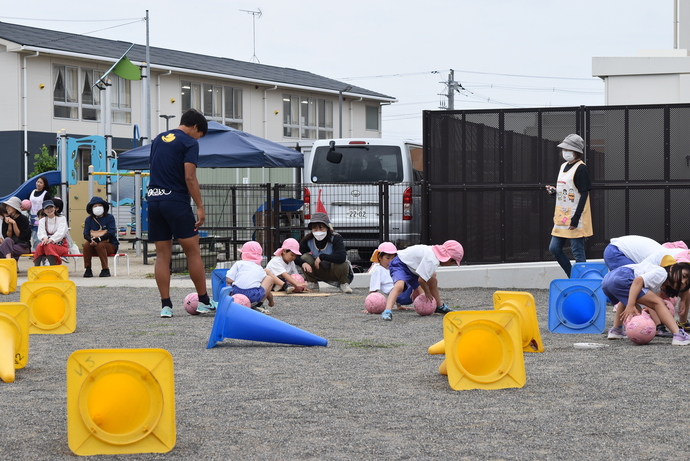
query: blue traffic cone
[
  {"left": 207, "top": 296, "right": 328, "bottom": 349},
  {"left": 211, "top": 268, "right": 229, "bottom": 301}
]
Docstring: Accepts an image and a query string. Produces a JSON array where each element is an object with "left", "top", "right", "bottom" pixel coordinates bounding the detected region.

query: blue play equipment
[
  {"left": 0, "top": 170, "right": 62, "bottom": 203},
  {"left": 548, "top": 278, "right": 607, "bottom": 334}
]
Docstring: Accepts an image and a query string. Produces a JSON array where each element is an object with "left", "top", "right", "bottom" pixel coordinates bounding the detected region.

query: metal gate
[{"left": 422, "top": 104, "right": 690, "bottom": 264}]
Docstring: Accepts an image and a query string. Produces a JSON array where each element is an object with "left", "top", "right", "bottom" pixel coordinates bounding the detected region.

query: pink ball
[
  {"left": 21, "top": 199, "right": 31, "bottom": 211},
  {"left": 625, "top": 312, "right": 656, "bottom": 345},
  {"left": 413, "top": 294, "right": 437, "bottom": 316},
  {"left": 292, "top": 273, "right": 305, "bottom": 284},
  {"left": 183, "top": 292, "right": 199, "bottom": 315},
  {"left": 232, "top": 293, "right": 251, "bottom": 307},
  {"left": 365, "top": 292, "right": 387, "bottom": 314}
]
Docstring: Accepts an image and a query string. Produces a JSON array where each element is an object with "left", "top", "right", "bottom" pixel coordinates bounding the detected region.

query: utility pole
[{"left": 439, "top": 69, "right": 464, "bottom": 110}]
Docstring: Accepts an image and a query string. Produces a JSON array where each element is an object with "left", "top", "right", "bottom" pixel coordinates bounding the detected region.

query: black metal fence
[{"left": 422, "top": 104, "right": 690, "bottom": 264}]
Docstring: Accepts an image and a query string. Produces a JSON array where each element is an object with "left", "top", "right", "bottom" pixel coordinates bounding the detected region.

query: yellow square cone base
[
  {"left": 27, "top": 265, "right": 69, "bottom": 282},
  {"left": 67, "top": 348, "right": 176, "bottom": 456},
  {"left": 0, "top": 259, "right": 18, "bottom": 294},
  {"left": 20, "top": 280, "right": 77, "bottom": 334},
  {"left": 443, "top": 310, "right": 525, "bottom": 390},
  {"left": 0, "top": 303, "right": 29, "bottom": 383}
]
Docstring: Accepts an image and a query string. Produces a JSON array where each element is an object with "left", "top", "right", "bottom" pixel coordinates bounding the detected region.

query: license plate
[{"left": 348, "top": 207, "right": 366, "bottom": 218}]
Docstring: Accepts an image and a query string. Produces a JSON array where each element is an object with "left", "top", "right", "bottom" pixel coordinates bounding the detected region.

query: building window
[
  {"left": 181, "top": 80, "right": 243, "bottom": 130},
  {"left": 81, "top": 69, "right": 104, "bottom": 121},
  {"left": 110, "top": 76, "right": 131, "bottom": 124},
  {"left": 366, "top": 105, "right": 379, "bottom": 131},
  {"left": 53, "top": 65, "right": 78, "bottom": 119},
  {"left": 283, "top": 94, "right": 333, "bottom": 139}
]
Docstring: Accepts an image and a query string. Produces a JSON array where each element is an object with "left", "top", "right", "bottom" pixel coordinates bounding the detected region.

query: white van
[{"left": 303, "top": 138, "right": 423, "bottom": 262}]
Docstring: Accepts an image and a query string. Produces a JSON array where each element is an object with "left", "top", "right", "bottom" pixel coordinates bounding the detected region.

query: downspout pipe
[
  {"left": 263, "top": 85, "right": 278, "bottom": 183},
  {"left": 157, "top": 70, "right": 172, "bottom": 134},
  {"left": 22, "top": 51, "right": 39, "bottom": 181}
]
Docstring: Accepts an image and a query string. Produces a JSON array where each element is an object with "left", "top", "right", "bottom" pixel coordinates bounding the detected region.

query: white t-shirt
[
  {"left": 37, "top": 215, "right": 68, "bottom": 243},
  {"left": 610, "top": 235, "right": 663, "bottom": 263},
  {"left": 226, "top": 260, "right": 266, "bottom": 289},
  {"left": 266, "top": 255, "right": 298, "bottom": 277},
  {"left": 639, "top": 248, "right": 689, "bottom": 267},
  {"left": 397, "top": 245, "right": 440, "bottom": 282},
  {"left": 625, "top": 261, "right": 668, "bottom": 294},
  {"left": 369, "top": 263, "right": 394, "bottom": 294}
]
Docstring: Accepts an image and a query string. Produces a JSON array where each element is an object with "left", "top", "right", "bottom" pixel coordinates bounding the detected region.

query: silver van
[{"left": 303, "top": 138, "right": 423, "bottom": 261}]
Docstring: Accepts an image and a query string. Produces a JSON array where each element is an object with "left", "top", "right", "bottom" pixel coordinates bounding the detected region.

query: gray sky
[{"left": 1, "top": 0, "right": 675, "bottom": 142}]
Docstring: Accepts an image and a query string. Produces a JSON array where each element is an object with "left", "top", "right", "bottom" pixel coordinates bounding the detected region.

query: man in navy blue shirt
[{"left": 148, "top": 109, "right": 216, "bottom": 318}]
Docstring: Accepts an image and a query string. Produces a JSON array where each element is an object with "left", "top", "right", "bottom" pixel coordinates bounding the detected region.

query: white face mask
[
  {"left": 562, "top": 150, "right": 576, "bottom": 162},
  {"left": 92, "top": 206, "right": 104, "bottom": 217},
  {"left": 313, "top": 231, "right": 327, "bottom": 241}
]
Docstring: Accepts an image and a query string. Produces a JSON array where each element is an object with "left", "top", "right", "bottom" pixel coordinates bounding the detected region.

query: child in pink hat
[
  {"left": 366, "top": 242, "right": 420, "bottom": 312},
  {"left": 225, "top": 241, "right": 275, "bottom": 313},
  {"left": 380, "top": 240, "right": 464, "bottom": 321},
  {"left": 265, "top": 238, "right": 309, "bottom": 293}
]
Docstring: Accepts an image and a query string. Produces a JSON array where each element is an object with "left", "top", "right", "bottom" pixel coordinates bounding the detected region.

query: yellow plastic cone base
[
  {"left": 0, "top": 303, "right": 30, "bottom": 383},
  {"left": 20, "top": 280, "right": 76, "bottom": 334},
  {"left": 0, "top": 259, "right": 18, "bottom": 295},
  {"left": 27, "top": 265, "right": 69, "bottom": 282},
  {"left": 493, "top": 291, "right": 544, "bottom": 353},
  {"left": 443, "top": 310, "right": 526, "bottom": 391},
  {"left": 427, "top": 339, "right": 445, "bottom": 355},
  {"left": 67, "top": 348, "right": 176, "bottom": 456}
]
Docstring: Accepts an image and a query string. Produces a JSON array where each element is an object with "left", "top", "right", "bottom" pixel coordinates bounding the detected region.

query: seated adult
[
  {"left": 33, "top": 199, "right": 69, "bottom": 266},
  {"left": 0, "top": 197, "right": 31, "bottom": 260},
  {"left": 295, "top": 212, "right": 353, "bottom": 293},
  {"left": 82, "top": 196, "right": 119, "bottom": 277}
]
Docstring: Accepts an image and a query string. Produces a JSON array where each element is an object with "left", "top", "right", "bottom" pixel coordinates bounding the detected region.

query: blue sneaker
[
  {"left": 160, "top": 306, "right": 173, "bottom": 318},
  {"left": 435, "top": 303, "right": 452, "bottom": 315},
  {"left": 381, "top": 309, "right": 392, "bottom": 321},
  {"left": 196, "top": 299, "right": 217, "bottom": 314}
]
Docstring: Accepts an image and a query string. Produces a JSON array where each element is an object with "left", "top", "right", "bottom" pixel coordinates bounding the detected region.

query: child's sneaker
[
  {"left": 607, "top": 326, "right": 626, "bottom": 339},
  {"left": 678, "top": 321, "right": 690, "bottom": 332},
  {"left": 196, "top": 299, "right": 217, "bottom": 314},
  {"left": 160, "top": 306, "right": 173, "bottom": 318},
  {"left": 381, "top": 309, "right": 392, "bottom": 321},
  {"left": 672, "top": 329, "right": 690, "bottom": 346},
  {"left": 435, "top": 303, "right": 452, "bottom": 315},
  {"left": 656, "top": 324, "right": 673, "bottom": 338}
]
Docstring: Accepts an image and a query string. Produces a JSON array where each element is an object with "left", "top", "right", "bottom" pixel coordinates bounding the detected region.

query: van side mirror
[{"left": 326, "top": 141, "right": 342, "bottom": 164}]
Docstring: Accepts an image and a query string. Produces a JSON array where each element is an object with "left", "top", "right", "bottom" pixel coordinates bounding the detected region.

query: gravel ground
[{"left": 0, "top": 282, "right": 688, "bottom": 460}]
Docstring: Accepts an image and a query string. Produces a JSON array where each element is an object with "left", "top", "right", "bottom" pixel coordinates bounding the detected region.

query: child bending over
[
  {"left": 265, "top": 238, "right": 308, "bottom": 293},
  {"left": 226, "top": 241, "right": 275, "bottom": 314}
]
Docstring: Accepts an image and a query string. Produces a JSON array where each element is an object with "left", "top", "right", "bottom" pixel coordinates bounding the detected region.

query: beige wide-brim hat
[{"left": 2, "top": 196, "right": 22, "bottom": 212}]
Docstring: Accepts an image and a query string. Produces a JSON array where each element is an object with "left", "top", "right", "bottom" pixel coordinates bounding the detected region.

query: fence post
[{"left": 272, "top": 184, "right": 282, "bottom": 254}]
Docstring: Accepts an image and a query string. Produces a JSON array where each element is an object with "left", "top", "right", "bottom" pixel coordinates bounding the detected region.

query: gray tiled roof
[{"left": 0, "top": 21, "right": 394, "bottom": 100}]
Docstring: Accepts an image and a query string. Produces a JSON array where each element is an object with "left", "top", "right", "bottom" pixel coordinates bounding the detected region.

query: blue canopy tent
[{"left": 116, "top": 121, "right": 303, "bottom": 170}]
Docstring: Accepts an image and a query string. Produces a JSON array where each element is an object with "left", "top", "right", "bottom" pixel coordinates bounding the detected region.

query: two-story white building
[{"left": 0, "top": 21, "right": 396, "bottom": 195}]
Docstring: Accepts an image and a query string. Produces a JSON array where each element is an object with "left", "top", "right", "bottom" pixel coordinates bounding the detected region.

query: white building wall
[{"left": 0, "top": 45, "right": 22, "bottom": 130}]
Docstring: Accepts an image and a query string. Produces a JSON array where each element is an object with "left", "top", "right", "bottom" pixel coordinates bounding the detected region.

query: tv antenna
[{"left": 240, "top": 8, "right": 262, "bottom": 63}]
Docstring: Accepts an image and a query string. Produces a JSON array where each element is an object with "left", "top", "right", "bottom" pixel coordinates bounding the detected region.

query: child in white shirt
[
  {"left": 265, "top": 238, "right": 308, "bottom": 293},
  {"left": 226, "top": 241, "right": 274, "bottom": 313},
  {"left": 367, "top": 242, "right": 418, "bottom": 312},
  {"left": 381, "top": 240, "right": 464, "bottom": 321}
]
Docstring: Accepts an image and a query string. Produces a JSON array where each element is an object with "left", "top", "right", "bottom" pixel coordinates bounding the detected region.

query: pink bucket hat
[
  {"left": 273, "top": 238, "right": 302, "bottom": 256},
  {"left": 369, "top": 242, "right": 398, "bottom": 263},
  {"left": 240, "top": 241, "right": 264, "bottom": 264},
  {"left": 431, "top": 240, "right": 464, "bottom": 265},
  {"left": 662, "top": 241, "right": 688, "bottom": 250}
]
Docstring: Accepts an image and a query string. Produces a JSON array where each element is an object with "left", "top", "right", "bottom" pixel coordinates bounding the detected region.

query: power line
[{"left": 340, "top": 69, "right": 599, "bottom": 82}]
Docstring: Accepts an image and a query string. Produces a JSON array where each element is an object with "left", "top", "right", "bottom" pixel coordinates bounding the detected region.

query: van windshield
[{"left": 310, "top": 145, "right": 403, "bottom": 183}]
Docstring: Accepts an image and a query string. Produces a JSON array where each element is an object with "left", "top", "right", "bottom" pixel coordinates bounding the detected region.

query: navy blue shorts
[
  {"left": 602, "top": 266, "right": 647, "bottom": 305},
  {"left": 603, "top": 244, "right": 635, "bottom": 271},
  {"left": 232, "top": 286, "right": 266, "bottom": 304},
  {"left": 147, "top": 200, "right": 198, "bottom": 242},
  {"left": 388, "top": 256, "right": 420, "bottom": 291}
]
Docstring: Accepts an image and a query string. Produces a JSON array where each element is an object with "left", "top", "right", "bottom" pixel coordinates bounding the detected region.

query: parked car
[{"left": 303, "top": 138, "right": 423, "bottom": 261}]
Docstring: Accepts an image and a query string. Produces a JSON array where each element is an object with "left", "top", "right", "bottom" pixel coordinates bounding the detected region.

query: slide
[{"left": 0, "top": 171, "right": 62, "bottom": 203}]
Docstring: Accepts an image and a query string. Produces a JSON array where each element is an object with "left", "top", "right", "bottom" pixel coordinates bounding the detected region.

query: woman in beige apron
[{"left": 546, "top": 134, "right": 593, "bottom": 277}]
